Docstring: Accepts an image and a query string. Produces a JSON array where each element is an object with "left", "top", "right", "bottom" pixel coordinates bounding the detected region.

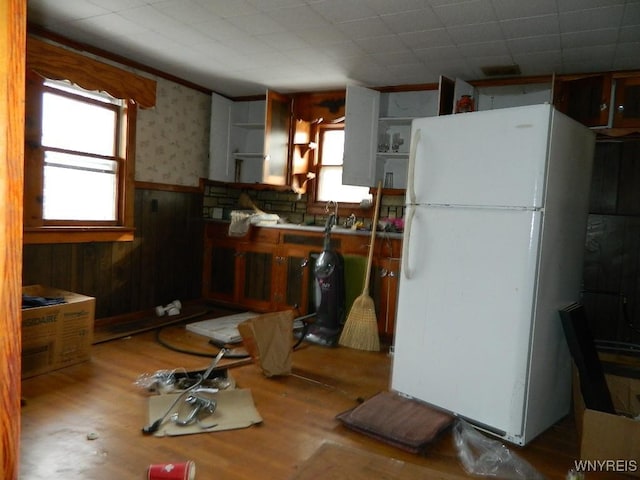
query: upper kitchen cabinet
[
  {"left": 612, "top": 76, "right": 640, "bottom": 129},
  {"left": 209, "top": 90, "right": 291, "bottom": 185},
  {"left": 343, "top": 85, "right": 438, "bottom": 189},
  {"left": 554, "top": 73, "right": 640, "bottom": 130},
  {"left": 554, "top": 74, "right": 612, "bottom": 127}
]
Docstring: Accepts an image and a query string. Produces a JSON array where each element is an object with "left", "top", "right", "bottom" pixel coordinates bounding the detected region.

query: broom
[{"left": 339, "top": 181, "right": 382, "bottom": 351}]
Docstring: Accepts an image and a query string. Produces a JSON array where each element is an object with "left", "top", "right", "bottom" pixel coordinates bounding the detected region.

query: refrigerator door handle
[
  {"left": 407, "top": 128, "right": 421, "bottom": 205},
  {"left": 402, "top": 205, "right": 415, "bottom": 279}
]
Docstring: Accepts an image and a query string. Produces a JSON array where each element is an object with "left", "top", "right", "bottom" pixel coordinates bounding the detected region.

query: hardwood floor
[{"left": 20, "top": 326, "right": 628, "bottom": 479}]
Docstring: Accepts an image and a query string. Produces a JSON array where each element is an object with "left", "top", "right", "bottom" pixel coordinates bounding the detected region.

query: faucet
[
  {"left": 325, "top": 200, "right": 338, "bottom": 224},
  {"left": 344, "top": 213, "right": 356, "bottom": 228}
]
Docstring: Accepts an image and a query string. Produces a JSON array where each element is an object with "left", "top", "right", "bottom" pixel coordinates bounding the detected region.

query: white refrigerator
[{"left": 391, "top": 104, "right": 595, "bottom": 446}]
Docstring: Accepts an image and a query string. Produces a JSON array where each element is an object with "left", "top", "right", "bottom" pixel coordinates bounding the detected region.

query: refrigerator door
[
  {"left": 392, "top": 204, "right": 542, "bottom": 441},
  {"left": 409, "top": 105, "right": 553, "bottom": 209}
]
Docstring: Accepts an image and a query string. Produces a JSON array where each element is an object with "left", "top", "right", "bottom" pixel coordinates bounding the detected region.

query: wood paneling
[
  {"left": 583, "top": 139, "right": 640, "bottom": 343},
  {"left": 22, "top": 188, "right": 204, "bottom": 320}
]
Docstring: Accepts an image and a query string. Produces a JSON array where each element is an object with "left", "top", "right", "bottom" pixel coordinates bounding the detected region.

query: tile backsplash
[{"left": 203, "top": 184, "right": 405, "bottom": 228}]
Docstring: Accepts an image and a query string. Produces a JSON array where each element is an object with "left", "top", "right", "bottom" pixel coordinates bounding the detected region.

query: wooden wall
[
  {"left": 22, "top": 187, "right": 204, "bottom": 319},
  {"left": 583, "top": 138, "right": 640, "bottom": 344}
]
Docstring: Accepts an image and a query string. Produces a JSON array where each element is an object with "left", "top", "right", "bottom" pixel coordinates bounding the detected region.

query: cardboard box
[
  {"left": 22, "top": 285, "right": 95, "bottom": 379},
  {"left": 573, "top": 368, "right": 640, "bottom": 477}
]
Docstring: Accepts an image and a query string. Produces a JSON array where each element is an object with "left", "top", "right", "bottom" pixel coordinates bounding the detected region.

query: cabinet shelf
[
  {"left": 233, "top": 152, "right": 264, "bottom": 158},
  {"left": 232, "top": 122, "right": 265, "bottom": 129},
  {"left": 378, "top": 116, "right": 415, "bottom": 124},
  {"left": 376, "top": 151, "right": 409, "bottom": 157}
]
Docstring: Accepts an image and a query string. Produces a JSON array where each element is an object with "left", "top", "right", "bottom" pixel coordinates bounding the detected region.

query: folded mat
[
  {"left": 336, "top": 391, "right": 454, "bottom": 453},
  {"left": 147, "top": 388, "right": 262, "bottom": 437}
]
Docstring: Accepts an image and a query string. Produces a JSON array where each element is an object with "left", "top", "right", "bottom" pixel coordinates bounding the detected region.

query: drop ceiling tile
[
  {"left": 153, "top": 0, "right": 217, "bottom": 24},
  {"left": 191, "top": 18, "right": 247, "bottom": 41},
  {"left": 116, "top": 5, "right": 177, "bottom": 31},
  {"left": 490, "top": 0, "right": 558, "bottom": 20},
  {"left": 380, "top": 8, "right": 444, "bottom": 33},
  {"left": 446, "top": 21, "right": 504, "bottom": 44},
  {"left": 192, "top": 0, "right": 259, "bottom": 18},
  {"left": 266, "top": 4, "right": 333, "bottom": 30},
  {"left": 559, "top": 5, "right": 625, "bottom": 33},
  {"left": 398, "top": 28, "right": 455, "bottom": 49},
  {"left": 298, "top": 25, "right": 351, "bottom": 45},
  {"left": 459, "top": 39, "right": 510, "bottom": 57},
  {"left": 499, "top": 15, "right": 559, "bottom": 39},
  {"left": 507, "top": 34, "right": 561, "bottom": 54},
  {"left": 224, "top": 13, "right": 287, "bottom": 35},
  {"left": 414, "top": 44, "right": 463, "bottom": 61},
  {"left": 619, "top": 25, "right": 640, "bottom": 43},
  {"left": 558, "top": 0, "right": 624, "bottom": 14},
  {"left": 365, "top": 0, "right": 431, "bottom": 16},
  {"left": 622, "top": 2, "right": 640, "bottom": 26},
  {"left": 561, "top": 28, "right": 619, "bottom": 49},
  {"left": 337, "top": 17, "right": 394, "bottom": 39},
  {"left": 355, "top": 34, "right": 408, "bottom": 54},
  {"left": 255, "top": 31, "right": 311, "bottom": 50},
  {"left": 309, "top": 0, "right": 378, "bottom": 23},
  {"left": 433, "top": 0, "right": 498, "bottom": 27}
]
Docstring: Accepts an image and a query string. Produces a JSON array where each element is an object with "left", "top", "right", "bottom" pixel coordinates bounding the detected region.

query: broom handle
[{"left": 363, "top": 181, "right": 382, "bottom": 294}]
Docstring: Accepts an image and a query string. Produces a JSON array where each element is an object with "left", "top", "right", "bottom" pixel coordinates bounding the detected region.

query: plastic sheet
[{"left": 453, "top": 419, "right": 546, "bottom": 479}]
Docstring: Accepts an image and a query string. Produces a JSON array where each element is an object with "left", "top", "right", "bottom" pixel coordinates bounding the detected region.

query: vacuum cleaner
[{"left": 299, "top": 213, "right": 345, "bottom": 347}]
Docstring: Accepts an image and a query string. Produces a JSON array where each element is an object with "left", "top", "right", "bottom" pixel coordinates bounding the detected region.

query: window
[
  {"left": 24, "top": 36, "right": 156, "bottom": 244},
  {"left": 41, "top": 80, "right": 122, "bottom": 222},
  {"left": 314, "top": 125, "right": 370, "bottom": 204}
]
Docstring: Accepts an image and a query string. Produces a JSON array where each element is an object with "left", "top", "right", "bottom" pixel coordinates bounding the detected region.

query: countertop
[{"left": 206, "top": 219, "right": 403, "bottom": 240}]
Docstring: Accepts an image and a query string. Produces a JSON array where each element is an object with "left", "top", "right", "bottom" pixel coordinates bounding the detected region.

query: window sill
[{"left": 24, "top": 226, "right": 135, "bottom": 244}]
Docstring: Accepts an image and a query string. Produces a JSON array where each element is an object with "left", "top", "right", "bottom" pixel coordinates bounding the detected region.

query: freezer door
[
  {"left": 392, "top": 205, "right": 542, "bottom": 440},
  {"left": 409, "top": 105, "right": 552, "bottom": 209}
]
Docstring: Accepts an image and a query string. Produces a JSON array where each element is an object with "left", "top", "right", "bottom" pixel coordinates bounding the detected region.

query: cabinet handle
[
  {"left": 407, "top": 128, "right": 421, "bottom": 205},
  {"left": 617, "top": 104, "right": 624, "bottom": 112},
  {"left": 600, "top": 103, "right": 608, "bottom": 112},
  {"left": 300, "top": 258, "right": 309, "bottom": 268}
]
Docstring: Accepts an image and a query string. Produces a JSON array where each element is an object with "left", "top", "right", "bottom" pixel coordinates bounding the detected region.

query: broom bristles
[{"left": 339, "top": 294, "right": 380, "bottom": 351}]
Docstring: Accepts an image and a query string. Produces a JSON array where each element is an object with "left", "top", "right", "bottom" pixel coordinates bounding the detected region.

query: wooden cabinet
[
  {"left": 554, "top": 73, "right": 640, "bottom": 129},
  {"left": 343, "top": 85, "right": 438, "bottom": 188},
  {"left": 203, "top": 222, "right": 278, "bottom": 310},
  {"left": 203, "top": 222, "right": 402, "bottom": 337},
  {"left": 554, "top": 74, "right": 612, "bottom": 127},
  {"left": 208, "top": 90, "right": 291, "bottom": 185},
  {"left": 612, "top": 76, "right": 640, "bottom": 128},
  {"left": 203, "top": 223, "right": 318, "bottom": 314}
]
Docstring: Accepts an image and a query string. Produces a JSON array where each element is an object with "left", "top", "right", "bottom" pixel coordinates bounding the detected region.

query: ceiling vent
[{"left": 481, "top": 64, "right": 521, "bottom": 77}]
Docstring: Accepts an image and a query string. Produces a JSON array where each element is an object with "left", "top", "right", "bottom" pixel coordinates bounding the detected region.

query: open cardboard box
[
  {"left": 22, "top": 285, "right": 95, "bottom": 379},
  {"left": 573, "top": 367, "right": 640, "bottom": 477}
]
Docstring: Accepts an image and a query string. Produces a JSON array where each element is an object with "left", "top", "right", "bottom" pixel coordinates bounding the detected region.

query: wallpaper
[{"left": 135, "top": 76, "right": 211, "bottom": 187}]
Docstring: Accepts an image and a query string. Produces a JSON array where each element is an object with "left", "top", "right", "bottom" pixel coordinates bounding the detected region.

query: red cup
[{"left": 148, "top": 461, "right": 195, "bottom": 480}]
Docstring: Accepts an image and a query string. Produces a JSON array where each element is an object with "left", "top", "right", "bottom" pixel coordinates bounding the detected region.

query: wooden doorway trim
[{"left": 0, "top": 0, "right": 26, "bottom": 478}]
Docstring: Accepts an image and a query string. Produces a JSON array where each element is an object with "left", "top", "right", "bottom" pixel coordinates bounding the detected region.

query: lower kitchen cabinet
[{"left": 203, "top": 222, "right": 402, "bottom": 338}]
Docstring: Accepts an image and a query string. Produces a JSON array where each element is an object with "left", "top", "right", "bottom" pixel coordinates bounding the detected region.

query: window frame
[
  {"left": 24, "top": 70, "right": 136, "bottom": 243},
  {"left": 23, "top": 35, "right": 155, "bottom": 244},
  {"left": 306, "top": 122, "right": 373, "bottom": 218}
]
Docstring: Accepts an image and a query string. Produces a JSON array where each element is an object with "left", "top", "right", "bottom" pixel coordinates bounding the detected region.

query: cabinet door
[
  {"left": 555, "top": 75, "right": 612, "bottom": 127},
  {"left": 237, "top": 243, "right": 275, "bottom": 311},
  {"left": 205, "top": 242, "right": 237, "bottom": 303},
  {"left": 371, "top": 257, "right": 400, "bottom": 341},
  {"left": 208, "top": 92, "right": 233, "bottom": 181},
  {"left": 263, "top": 90, "right": 291, "bottom": 185},
  {"left": 271, "top": 244, "right": 314, "bottom": 313},
  {"left": 613, "top": 77, "right": 640, "bottom": 128},
  {"left": 343, "top": 85, "right": 379, "bottom": 187}
]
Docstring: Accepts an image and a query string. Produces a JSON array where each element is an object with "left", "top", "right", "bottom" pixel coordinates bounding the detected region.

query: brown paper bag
[{"left": 237, "top": 310, "right": 294, "bottom": 377}]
